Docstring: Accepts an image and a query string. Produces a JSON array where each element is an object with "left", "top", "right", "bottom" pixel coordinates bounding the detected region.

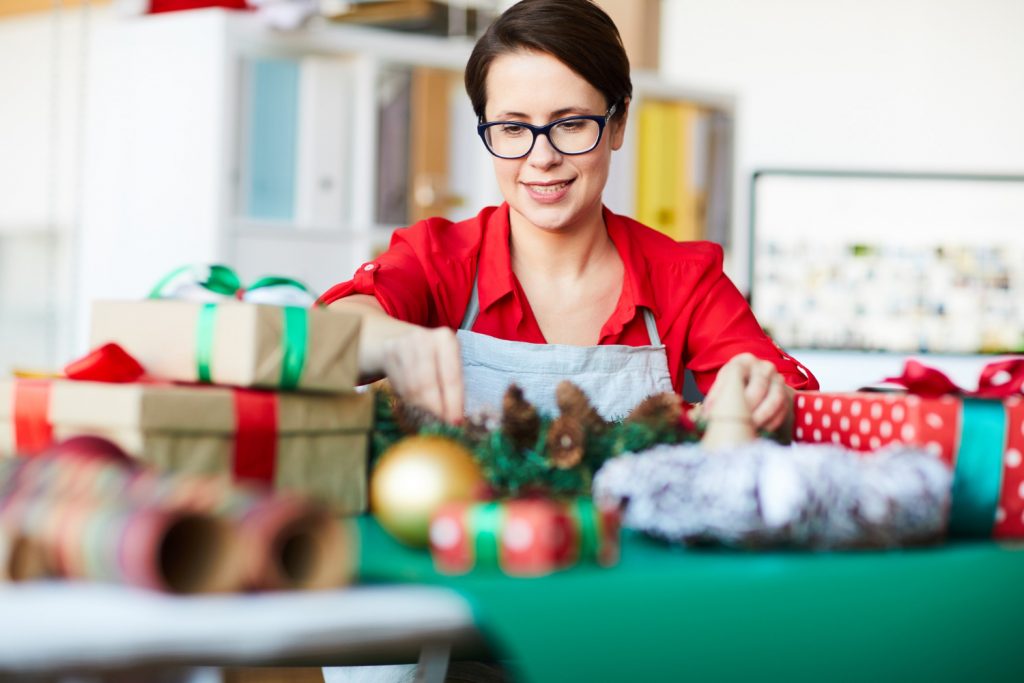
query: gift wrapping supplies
[
  {"left": 793, "top": 359, "right": 1024, "bottom": 538},
  {"left": 3, "top": 265, "right": 371, "bottom": 514},
  {"left": 1, "top": 377, "right": 372, "bottom": 516},
  {"left": 0, "top": 452, "right": 353, "bottom": 592}
]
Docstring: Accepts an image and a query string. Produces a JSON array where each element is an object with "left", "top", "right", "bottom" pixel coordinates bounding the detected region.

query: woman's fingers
[
  {"left": 753, "top": 375, "right": 791, "bottom": 431},
  {"left": 432, "top": 327, "right": 465, "bottom": 424},
  {"left": 712, "top": 353, "right": 794, "bottom": 431},
  {"left": 380, "top": 327, "right": 465, "bottom": 424},
  {"left": 742, "top": 359, "right": 775, "bottom": 415}
]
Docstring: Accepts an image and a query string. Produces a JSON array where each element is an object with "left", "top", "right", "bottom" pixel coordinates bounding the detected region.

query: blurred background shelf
[{"left": 71, "top": 6, "right": 732, "bottom": 355}]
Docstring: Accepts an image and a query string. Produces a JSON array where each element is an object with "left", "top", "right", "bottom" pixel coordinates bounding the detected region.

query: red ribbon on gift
[
  {"left": 13, "top": 379, "right": 54, "bottom": 455},
  {"left": 232, "top": 390, "right": 277, "bottom": 485},
  {"left": 882, "top": 358, "right": 1024, "bottom": 399}
]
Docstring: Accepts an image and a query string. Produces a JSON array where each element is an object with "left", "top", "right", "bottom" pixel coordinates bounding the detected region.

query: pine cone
[
  {"left": 462, "top": 408, "right": 502, "bottom": 447},
  {"left": 625, "top": 392, "right": 684, "bottom": 430},
  {"left": 501, "top": 384, "right": 541, "bottom": 450},
  {"left": 555, "top": 381, "right": 608, "bottom": 434},
  {"left": 546, "top": 415, "right": 585, "bottom": 469},
  {"left": 391, "top": 394, "right": 443, "bottom": 434}
]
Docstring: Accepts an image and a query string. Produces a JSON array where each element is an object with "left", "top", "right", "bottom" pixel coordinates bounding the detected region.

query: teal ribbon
[
  {"left": 949, "top": 398, "right": 1006, "bottom": 537},
  {"left": 195, "top": 303, "right": 217, "bottom": 384},
  {"left": 470, "top": 502, "right": 504, "bottom": 570}
]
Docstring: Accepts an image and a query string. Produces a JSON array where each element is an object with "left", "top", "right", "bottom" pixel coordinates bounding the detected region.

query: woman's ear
[{"left": 610, "top": 96, "right": 630, "bottom": 151}]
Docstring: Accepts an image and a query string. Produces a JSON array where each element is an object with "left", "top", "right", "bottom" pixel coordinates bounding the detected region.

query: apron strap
[
  {"left": 641, "top": 307, "right": 661, "bottom": 346},
  {"left": 459, "top": 269, "right": 661, "bottom": 346},
  {"left": 459, "top": 269, "right": 482, "bottom": 331}
]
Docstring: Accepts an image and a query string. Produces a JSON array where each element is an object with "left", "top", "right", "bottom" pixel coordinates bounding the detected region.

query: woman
[{"left": 321, "top": 0, "right": 817, "bottom": 432}]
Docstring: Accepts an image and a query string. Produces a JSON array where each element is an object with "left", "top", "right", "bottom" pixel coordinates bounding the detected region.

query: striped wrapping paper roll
[
  {"left": 0, "top": 491, "right": 241, "bottom": 593},
  {"left": 0, "top": 451, "right": 353, "bottom": 591}
]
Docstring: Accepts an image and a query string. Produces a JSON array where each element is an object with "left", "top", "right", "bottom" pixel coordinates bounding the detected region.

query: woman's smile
[{"left": 522, "top": 178, "right": 575, "bottom": 202}]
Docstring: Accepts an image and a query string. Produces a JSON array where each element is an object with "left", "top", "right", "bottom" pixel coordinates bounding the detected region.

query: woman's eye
[
  {"left": 498, "top": 124, "right": 526, "bottom": 136},
  {"left": 557, "top": 120, "right": 585, "bottom": 132}
]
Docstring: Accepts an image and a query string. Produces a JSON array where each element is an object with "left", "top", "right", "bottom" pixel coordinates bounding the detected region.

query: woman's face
[{"left": 483, "top": 50, "right": 626, "bottom": 235}]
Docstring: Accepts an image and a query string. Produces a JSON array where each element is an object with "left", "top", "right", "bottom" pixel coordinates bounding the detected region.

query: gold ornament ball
[{"left": 370, "top": 435, "right": 485, "bottom": 547}]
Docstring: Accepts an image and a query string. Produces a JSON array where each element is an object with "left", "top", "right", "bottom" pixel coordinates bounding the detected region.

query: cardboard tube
[
  {"left": 233, "top": 498, "right": 353, "bottom": 590},
  {"left": 148, "top": 511, "right": 245, "bottom": 594},
  {"left": 0, "top": 529, "right": 49, "bottom": 581}
]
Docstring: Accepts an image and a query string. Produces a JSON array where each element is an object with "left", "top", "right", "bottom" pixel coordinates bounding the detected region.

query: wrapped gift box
[
  {"left": 793, "top": 390, "right": 1024, "bottom": 538},
  {"left": 1, "top": 378, "right": 372, "bottom": 515},
  {"left": 429, "top": 498, "right": 620, "bottom": 577},
  {"left": 90, "top": 300, "right": 360, "bottom": 393}
]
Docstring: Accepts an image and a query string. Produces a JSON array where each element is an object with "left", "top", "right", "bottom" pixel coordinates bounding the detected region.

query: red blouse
[{"left": 319, "top": 204, "right": 818, "bottom": 396}]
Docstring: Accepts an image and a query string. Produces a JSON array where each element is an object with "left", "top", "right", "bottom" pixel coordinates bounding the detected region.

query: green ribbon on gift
[
  {"left": 279, "top": 306, "right": 308, "bottom": 390},
  {"left": 150, "top": 264, "right": 316, "bottom": 389},
  {"left": 470, "top": 502, "right": 504, "bottom": 570},
  {"left": 196, "top": 303, "right": 217, "bottom": 384},
  {"left": 949, "top": 398, "right": 1006, "bottom": 537}
]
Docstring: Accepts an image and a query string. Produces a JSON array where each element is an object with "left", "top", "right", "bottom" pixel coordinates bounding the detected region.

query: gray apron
[{"left": 457, "top": 273, "right": 674, "bottom": 420}]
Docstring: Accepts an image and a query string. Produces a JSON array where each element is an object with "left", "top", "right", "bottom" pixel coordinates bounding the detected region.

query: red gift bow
[
  {"left": 64, "top": 343, "right": 146, "bottom": 383},
  {"left": 883, "top": 358, "right": 1024, "bottom": 399}
]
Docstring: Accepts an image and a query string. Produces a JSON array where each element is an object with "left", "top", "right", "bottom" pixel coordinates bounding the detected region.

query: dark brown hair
[{"left": 465, "top": 0, "right": 632, "bottom": 122}]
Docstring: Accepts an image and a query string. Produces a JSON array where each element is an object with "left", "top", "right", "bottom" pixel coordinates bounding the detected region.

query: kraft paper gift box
[
  {"left": 430, "top": 498, "right": 621, "bottom": 577},
  {"left": 1, "top": 378, "right": 372, "bottom": 515},
  {"left": 90, "top": 300, "right": 360, "bottom": 393},
  {"left": 792, "top": 360, "right": 1024, "bottom": 539}
]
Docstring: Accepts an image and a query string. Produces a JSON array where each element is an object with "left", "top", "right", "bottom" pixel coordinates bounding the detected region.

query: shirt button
[{"left": 363, "top": 263, "right": 375, "bottom": 272}]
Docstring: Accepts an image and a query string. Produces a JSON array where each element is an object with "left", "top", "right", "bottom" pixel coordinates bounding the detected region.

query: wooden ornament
[{"left": 700, "top": 363, "right": 756, "bottom": 450}]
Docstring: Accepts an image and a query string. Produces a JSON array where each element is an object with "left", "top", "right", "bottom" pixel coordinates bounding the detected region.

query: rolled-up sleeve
[{"left": 318, "top": 227, "right": 435, "bottom": 325}]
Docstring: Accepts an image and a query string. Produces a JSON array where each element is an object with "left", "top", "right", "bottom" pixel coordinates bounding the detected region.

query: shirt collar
[
  {"left": 475, "top": 204, "right": 660, "bottom": 318},
  {"left": 476, "top": 203, "right": 516, "bottom": 313}
]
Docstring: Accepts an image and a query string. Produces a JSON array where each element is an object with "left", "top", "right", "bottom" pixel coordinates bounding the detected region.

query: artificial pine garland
[{"left": 370, "top": 381, "right": 701, "bottom": 496}]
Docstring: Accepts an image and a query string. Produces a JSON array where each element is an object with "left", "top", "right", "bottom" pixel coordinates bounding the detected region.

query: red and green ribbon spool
[{"left": 465, "top": 499, "right": 605, "bottom": 573}]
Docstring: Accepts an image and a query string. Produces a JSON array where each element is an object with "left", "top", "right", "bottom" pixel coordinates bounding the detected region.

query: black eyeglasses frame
[{"left": 476, "top": 104, "right": 618, "bottom": 160}]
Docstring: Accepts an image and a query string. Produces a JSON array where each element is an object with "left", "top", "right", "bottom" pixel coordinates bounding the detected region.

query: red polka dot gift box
[
  {"left": 793, "top": 359, "right": 1024, "bottom": 539},
  {"left": 429, "top": 498, "right": 620, "bottom": 577}
]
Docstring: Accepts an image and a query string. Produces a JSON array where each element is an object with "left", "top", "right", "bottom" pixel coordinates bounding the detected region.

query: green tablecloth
[{"left": 356, "top": 517, "right": 1024, "bottom": 682}]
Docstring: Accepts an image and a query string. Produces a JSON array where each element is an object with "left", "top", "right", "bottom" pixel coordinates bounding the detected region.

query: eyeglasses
[{"left": 477, "top": 104, "right": 617, "bottom": 159}]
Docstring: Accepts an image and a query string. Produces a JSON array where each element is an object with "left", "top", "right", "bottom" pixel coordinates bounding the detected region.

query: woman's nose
[{"left": 527, "top": 132, "right": 562, "bottom": 168}]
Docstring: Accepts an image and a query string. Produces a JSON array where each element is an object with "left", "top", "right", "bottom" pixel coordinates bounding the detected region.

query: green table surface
[{"left": 356, "top": 516, "right": 1024, "bottom": 683}]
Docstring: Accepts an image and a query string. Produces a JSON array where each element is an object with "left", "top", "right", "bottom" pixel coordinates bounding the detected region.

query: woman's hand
[
  {"left": 378, "top": 326, "right": 465, "bottom": 424},
  {"left": 706, "top": 352, "right": 793, "bottom": 432},
  {"left": 329, "top": 296, "right": 465, "bottom": 424}
]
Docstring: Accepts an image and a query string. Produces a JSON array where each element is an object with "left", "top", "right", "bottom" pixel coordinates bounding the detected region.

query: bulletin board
[{"left": 748, "top": 170, "right": 1024, "bottom": 354}]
